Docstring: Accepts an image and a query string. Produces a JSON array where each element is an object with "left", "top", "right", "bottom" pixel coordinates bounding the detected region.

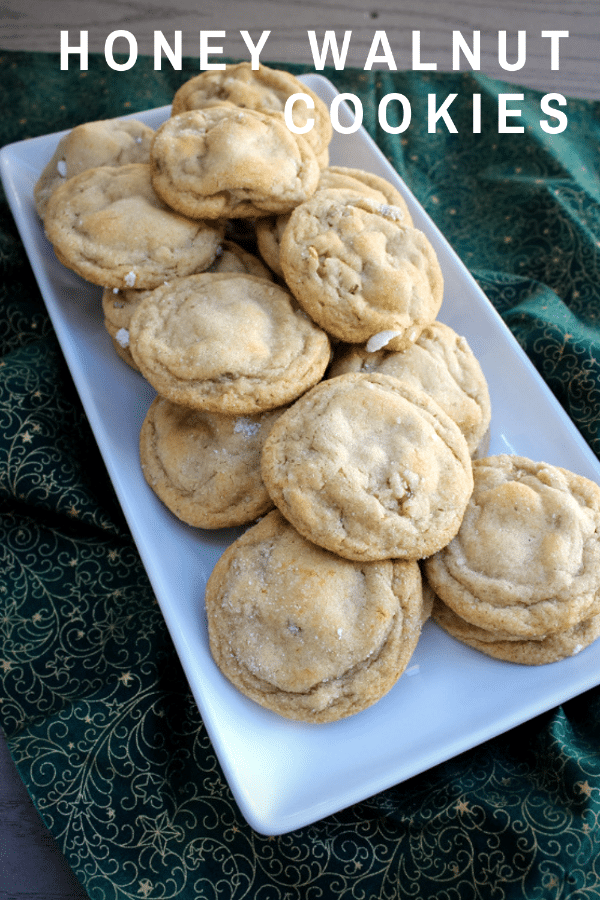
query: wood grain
[
  {"left": 0, "top": 0, "right": 598, "bottom": 98},
  {"left": 0, "top": 732, "right": 88, "bottom": 899}
]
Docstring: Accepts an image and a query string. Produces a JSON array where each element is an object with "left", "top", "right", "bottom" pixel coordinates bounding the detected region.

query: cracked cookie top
[
  {"left": 150, "top": 105, "right": 320, "bottom": 219},
  {"left": 44, "top": 162, "right": 224, "bottom": 289},
  {"left": 424, "top": 454, "right": 600, "bottom": 638},
  {"left": 171, "top": 62, "right": 333, "bottom": 165},
  {"left": 128, "top": 272, "right": 331, "bottom": 414},
  {"left": 261, "top": 372, "right": 473, "bottom": 561},
  {"left": 279, "top": 190, "right": 443, "bottom": 347},
  {"left": 205, "top": 509, "right": 425, "bottom": 722}
]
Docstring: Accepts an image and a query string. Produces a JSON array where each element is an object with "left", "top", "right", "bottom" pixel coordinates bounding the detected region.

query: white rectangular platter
[{"left": 3, "top": 74, "right": 600, "bottom": 836}]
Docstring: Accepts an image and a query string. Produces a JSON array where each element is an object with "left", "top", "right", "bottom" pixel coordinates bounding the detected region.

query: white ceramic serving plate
[{"left": 3, "top": 74, "right": 600, "bottom": 836}]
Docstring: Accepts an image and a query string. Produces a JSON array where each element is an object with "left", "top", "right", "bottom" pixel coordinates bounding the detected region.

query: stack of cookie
[
  {"left": 35, "top": 62, "right": 600, "bottom": 723},
  {"left": 424, "top": 454, "right": 600, "bottom": 665}
]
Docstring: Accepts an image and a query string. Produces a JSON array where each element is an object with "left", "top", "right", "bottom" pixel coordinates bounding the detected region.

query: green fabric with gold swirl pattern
[{"left": 2, "top": 50, "right": 600, "bottom": 899}]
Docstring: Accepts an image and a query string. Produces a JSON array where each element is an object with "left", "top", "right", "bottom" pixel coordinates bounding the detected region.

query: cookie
[
  {"left": 171, "top": 62, "right": 333, "bottom": 166},
  {"left": 254, "top": 210, "right": 293, "bottom": 279},
  {"left": 261, "top": 372, "right": 473, "bottom": 561},
  {"left": 128, "top": 272, "right": 331, "bottom": 414},
  {"left": 279, "top": 190, "right": 443, "bottom": 347},
  {"left": 255, "top": 166, "right": 413, "bottom": 279},
  {"left": 44, "top": 163, "right": 224, "bottom": 290},
  {"left": 205, "top": 509, "right": 425, "bottom": 722},
  {"left": 431, "top": 595, "right": 600, "bottom": 665},
  {"left": 140, "top": 395, "right": 285, "bottom": 528},
  {"left": 102, "top": 240, "right": 273, "bottom": 369},
  {"left": 150, "top": 106, "right": 320, "bottom": 219},
  {"left": 424, "top": 455, "right": 600, "bottom": 638},
  {"left": 329, "top": 321, "right": 491, "bottom": 457},
  {"left": 34, "top": 117, "right": 154, "bottom": 220},
  {"left": 102, "top": 285, "right": 147, "bottom": 369}
]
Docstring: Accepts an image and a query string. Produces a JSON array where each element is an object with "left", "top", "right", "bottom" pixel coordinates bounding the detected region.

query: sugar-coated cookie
[
  {"left": 102, "top": 285, "right": 147, "bottom": 369},
  {"left": 44, "top": 163, "right": 224, "bottom": 289},
  {"left": 279, "top": 190, "right": 443, "bottom": 347},
  {"left": 255, "top": 166, "right": 413, "bottom": 279},
  {"left": 140, "top": 395, "right": 285, "bottom": 528},
  {"left": 171, "top": 62, "right": 332, "bottom": 166},
  {"left": 34, "top": 117, "right": 154, "bottom": 220},
  {"left": 150, "top": 106, "right": 320, "bottom": 219},
  {"left": 329, "top": 321, "right": 491, "bottom": 457},
  {"left": 424, "top": 455, "right": 600, "bottom": 638},
  {"left": 205, "top": 509, "right": 425, "bottom": 722},
  {"left": 128, "top": 272, "right": 331, "bottom": 414},
  {"left": 431, "top": 595, "right": 600, "bottom": 665},
  {"left": 102, "top": 240, "right": 273, "bottom": 369},
  {"left": 261, "top": 372, "right": 473, "bottom": 561}
]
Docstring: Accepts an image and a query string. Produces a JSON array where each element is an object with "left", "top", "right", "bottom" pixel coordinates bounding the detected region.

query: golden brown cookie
[
  {"left": 205, "top": 509, "right": 425, "bottom": 722},
  {"left": 34, "top": 117, "right": 154, "bottom": 220},
  {"left": 150, "top": 106, "right": 320, "bottom": 219},
  {"left": 102, "top": 285, "right": 147, "bottom": 369},
  {"left": 431, "top": 594, "right": 600, "bottom": 665},
  {"left": 44, "top": 163, "right": 224, "bottom": 289},
  {"left": 279, "top": 190, "right": 443, "bottom": 348},
  {"left": 171, "top": 62, "right": 333, "bottom": 166},
  {"left": 255, "top": 167, "right": 413, "bottom": 279},
  {"left": 102, "top": 240, "right": 273, "bottom": 368},
  {"left": 261, "top": 372, "right": 474, "bottom": 561},
  {"left": 254, "top": 212, "right": 291, "bottom": 279},
  {"left": 424, "top": 455, "right": 600, "bottom": 639},
  {"left": 328, "top": 321, "right": 491, "bottom": 457},
  {"left": 128, "top": 272, "right": 331, "bottom": 414},
  {"left": 140, "top": 395, "right": 285, "bottom": 528}
]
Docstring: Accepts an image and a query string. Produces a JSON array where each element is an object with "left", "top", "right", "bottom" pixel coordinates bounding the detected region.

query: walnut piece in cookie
[
  {"left": 205, "top": 509, "right": 426, "bottom": 722},
  {"left": 317, "top": 166, "right": 413, "bottom": 224},
  {"left": 128, "top": 272, "right": 331, "bottom": 414},
  {"left": 44, "top": 163, "right": 224, "bottom": 290},
  {"left": 261, "top": 372, "right": 473, "bottom": 561},
  {"left": 279, "top": 190, "right": 443, "bottom": 348}
]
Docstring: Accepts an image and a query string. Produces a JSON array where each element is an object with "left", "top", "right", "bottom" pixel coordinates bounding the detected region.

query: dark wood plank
[{"left": 0, "top": 732, "right": 88, "bottom": 899}]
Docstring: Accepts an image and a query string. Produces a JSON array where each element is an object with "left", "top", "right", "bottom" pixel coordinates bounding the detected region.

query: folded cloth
[{"left": 2, "top": 49, "right": 600, "bottom": 899}]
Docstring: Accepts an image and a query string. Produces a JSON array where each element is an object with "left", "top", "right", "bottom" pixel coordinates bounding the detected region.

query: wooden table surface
[{"left": 0, "top": 1, "right": 599, "bottom": 897}]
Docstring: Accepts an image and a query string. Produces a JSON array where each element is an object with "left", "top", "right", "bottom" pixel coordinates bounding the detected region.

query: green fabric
[{"left": 2, "top": 49, "right": 600, "bottom": 899}]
